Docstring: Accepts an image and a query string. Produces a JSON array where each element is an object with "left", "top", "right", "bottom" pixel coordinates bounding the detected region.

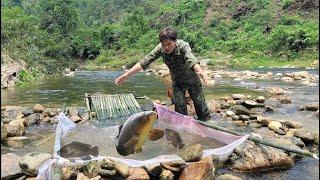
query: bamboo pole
[{"left": 197, "top": 120, "right": 319, "bottom": 160}]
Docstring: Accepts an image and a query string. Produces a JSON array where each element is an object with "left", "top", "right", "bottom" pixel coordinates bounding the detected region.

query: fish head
[{"left": 116, "top": 111, "right": 158, "bottom": 156}]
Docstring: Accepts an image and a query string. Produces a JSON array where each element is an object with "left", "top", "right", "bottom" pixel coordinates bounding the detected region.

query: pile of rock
[{"left": 1, "top": 104, "right": 90, "bottom": 142}]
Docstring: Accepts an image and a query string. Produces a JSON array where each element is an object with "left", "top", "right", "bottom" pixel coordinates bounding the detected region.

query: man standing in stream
[{"left": 115, "top": 27, "right": 211, "bottom": 121}]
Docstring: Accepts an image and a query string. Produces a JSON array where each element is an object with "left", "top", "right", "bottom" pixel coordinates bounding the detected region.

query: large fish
[
  {"left": 58, "top": 141, "right": 99, "bottom": 159},
  {"left": 116, "top": 111, "right": 164, "bottom": 156}
]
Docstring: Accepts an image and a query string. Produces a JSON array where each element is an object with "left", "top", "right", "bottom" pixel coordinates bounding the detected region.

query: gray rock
[
  {"left": 21, "top": 107, "right": 33, "bottom": 116},
  {"left": 231, "top": 105, "right": 254, "bottom": 116},
  {"left": 99, "top": 169, "right": 116, "bottom": 177},
  {"left": 243, "top": 100, "right": 258, "bottom": 108},
  {"left": 43, "top": 108, "right": 60, "bottom": 117},
  {"left": 294, "top": 129, "right": 316, "bottom": 144},
  {"left": 275, "top": 128, "right": 286, "bottom": 135},
  {"left": 239, "top": 115, "right": 249, "bottom": 121},
  {"left": 1, "top": 153, "right": 24, "bottom": 180},
  {"left": 25, "top": 113, "right": 44, "bottom": 126},
  {"left": 232, "top": 94, "right": 246, "bottom": 100},
  {"left": 277, "top": 96, "right": 291, "bottom": 104},
  {"left": 19, "top": 152, "right": 52, "bottom": 176},
  {"left": 231, "top": 115, "right": 240, "bottom": 121},
  {"left": 228, "top": 141, "right": 293, "bottom": 172},
  {"left": 83, "top": 160, "right": 100, "bottom": 178},
  {"left": 179, "top": 144, "right": 203, "bottom": 162}
]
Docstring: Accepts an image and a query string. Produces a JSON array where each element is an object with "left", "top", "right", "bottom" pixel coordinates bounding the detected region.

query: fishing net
[{"left": 37, "top": 104, "right": 249, "bottom": 179}]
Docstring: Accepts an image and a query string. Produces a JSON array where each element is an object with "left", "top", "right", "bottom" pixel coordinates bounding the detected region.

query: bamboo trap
[{"left": 85, "top": 93, "right": 142, "bottom": 120}]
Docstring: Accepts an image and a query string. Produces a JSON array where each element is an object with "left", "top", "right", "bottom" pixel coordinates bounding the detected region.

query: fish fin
[
  {"left": 123, "top": 136, "right": 139, "bottom": 148},
  {"left": 91, "top": 146, "right": 99, "bottom": 156},
  {"left": 148, "top": 128, "right": 164, "bottom": 141},
  {"left": 116, "top": 124, "right": 123, "bottom": 138}
]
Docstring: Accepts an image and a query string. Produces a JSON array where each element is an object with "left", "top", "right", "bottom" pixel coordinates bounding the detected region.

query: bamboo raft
[{"left": 85, "top": 93, "right": 141, "bottom": 120}]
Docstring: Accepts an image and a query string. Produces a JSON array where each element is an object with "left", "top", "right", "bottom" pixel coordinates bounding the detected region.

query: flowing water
[{"left": 1, "top": 68, "right": 319, "bottom": 179}]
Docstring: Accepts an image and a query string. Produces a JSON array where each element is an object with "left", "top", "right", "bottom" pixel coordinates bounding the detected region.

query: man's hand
[
  {"left": 115, "top": 74, "right": 128, "bottom": 86},
  {"left": 197, "top": 72, "right": 208, "bottom": 85}
]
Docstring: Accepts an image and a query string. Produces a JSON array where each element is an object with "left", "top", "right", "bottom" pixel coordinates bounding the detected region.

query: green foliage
[{"left": 1, "top": 0, "right": 319, "bottom": 74}]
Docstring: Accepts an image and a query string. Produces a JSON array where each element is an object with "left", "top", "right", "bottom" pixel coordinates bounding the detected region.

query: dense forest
[{"left": 1, "top": 0, "right": 319, "bottom": 79}]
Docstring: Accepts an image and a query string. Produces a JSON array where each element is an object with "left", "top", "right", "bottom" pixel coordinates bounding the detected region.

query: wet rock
[
  {"left": 232, "top": 94, "right": 246, "bottom": 100},
  {"left": 256, "top": 96, "right": 265, "bottom": 103},
  {"left": 33, "top": 104, "right": 45, "bottom": 113},
  {"left": 127, "top": 167, "right": 150, "bottom": 180},
  {"left": 5, "top": 119, "right": 25, "bottom": 137},
  {"left": 281, "top": 77, "right": 293, "bottom": 82},
  {"left": 62, "top": 166, "right": 77, "bottom": 180},
  {"left": 21, "top": 107, "right": 33, "bottom": 116},
  {"left": 19, "top": 152, "right": 52, "bottom": 176},
  {"left": 26, "top": 113, "right": 44, "bottom": 126},
  {"left": 277, "top": 96, "right": 291, "bottom": 104},
  {"left": 281, "top": 120, "right": 302, "bottom": 129},
  {"left": 114, "top": 162, "right": 129, "bottom": 177},
  {"left": 83, "top": 160, "right": 100, "bottom": 178},
  {"left": 239, "top": 115, "right": 249, "bottom": 121},
  {"left": 159, "top": 169, "right": 174, "bottom": 180},
  {"left": 233, "top": 120, "right": 246, "bottom": 126},
  {"left": 257, "top": 116, "right": 272, "bottom": 127},
  {"left": 100, "top": 158, "right": 115, "bottom": 170},
  {"left": 143, "top": 162, "right": 162, "bottom": 177},
  {"left": 43, "top": 108, "right": 60, "bottom": 117},
  {"left": 215, "top": 174, "right": 242, "bottom": 180},
  {"left": 1, "top": 122, "right": 8, "bottom": 141},
  {"left": 98, "top": 169, "right": 116, "bottom": 177},
  {"left": 178, "top": 156, "right": 214, "bottom": 180},
  {"left": 231, "top": 115, "right": 240, "bottom": 121},
  {"left": 1, "top": 108, "right": 22, "bottom": 123},
  {"left": 1, "top": 153, "right": 24, "bottom": 180},
  {"left": 226, "top": 110, "right": 235, "bottom": 117},
  {"left": 231, "top": 105, "right": 254, "bottom": 116},
  {"left": 268, "top": 87, "right": 285, "bottom": 95},
  {"left": 179, "top": 144, "right": 203, "bottom": 162},
  {"left": 243, "top": 100, "right": 258, "bottom": 108},
  {"left": 268, "top": 121, "right": 282, "bottom": 131},
  {"left": 275, "top": 128, "right": 286, "bottom": 135},
  {"left": 305, "top": 103, "right": 319, "bottom": 111},
  {"left": 294, "top": 129, "right": 316, "bottom": 145},
  {"left": 290, "top": 137, "right": 306, "bottom": 148},
  {"left": 228, "top": 141, "right": 294, "bottom": 172},
  {"left": 249, "top": 114, "right": 257, "bottom": 120},
  {"left": 249, "top": 123, "right": 261, "bottom": 128}
]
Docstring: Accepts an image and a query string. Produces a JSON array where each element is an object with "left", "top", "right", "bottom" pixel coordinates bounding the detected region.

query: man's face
[{"left": 161, "top": 39, "right": 176, "bottom": 54}]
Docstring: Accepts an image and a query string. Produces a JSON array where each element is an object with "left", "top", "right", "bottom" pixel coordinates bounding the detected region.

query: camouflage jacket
[{"left": 139, "top": 39, "right": 200, "bottom": 84}]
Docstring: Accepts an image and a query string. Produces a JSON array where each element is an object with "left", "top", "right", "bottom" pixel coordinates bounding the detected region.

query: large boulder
[
  {"left": 5, "top": 119, "right": 25, "bottom": 137},
  {"left": 179, "top": 144, "right": 203, "bottom": 162},
  {"left": 228, "top": 141, "right": 294, "bottom": 172},
  {"left": 1, "top": 153, "right": 24, "bottom": 179},
  {"left": 178, "top": 156, "right": 214, "bottom": 180}
]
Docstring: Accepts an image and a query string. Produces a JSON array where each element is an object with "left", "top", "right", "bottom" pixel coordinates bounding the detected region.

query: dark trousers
[{"left": 172, "top": 80, "right": 210, "bottom": 120}]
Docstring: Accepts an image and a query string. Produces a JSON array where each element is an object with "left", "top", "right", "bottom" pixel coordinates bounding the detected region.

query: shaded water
[{"left": 1, "top": 68, "right": 319, "bottom": 179}]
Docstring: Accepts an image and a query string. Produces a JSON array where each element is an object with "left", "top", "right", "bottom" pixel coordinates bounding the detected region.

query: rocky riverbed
[{"left": 1, "top": 66, "right": 319, "bottom": 180}]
